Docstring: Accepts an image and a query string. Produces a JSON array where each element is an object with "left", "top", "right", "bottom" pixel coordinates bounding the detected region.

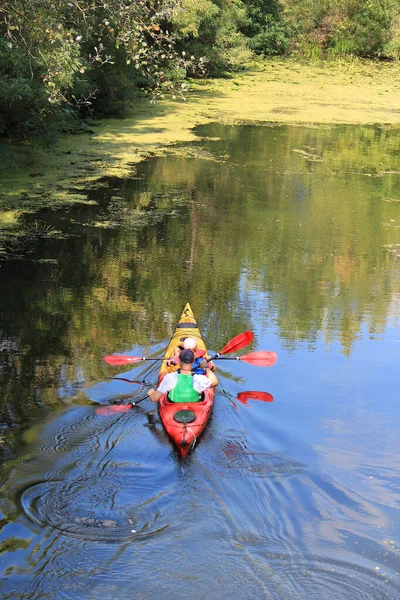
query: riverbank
[{"left": 1, "top": 57, "right": 400, "bottom": 234}]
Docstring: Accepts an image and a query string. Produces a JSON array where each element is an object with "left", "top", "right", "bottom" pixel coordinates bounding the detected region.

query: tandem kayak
[{"left": 157, "top": 303, "right": 215, "bottom": 457}]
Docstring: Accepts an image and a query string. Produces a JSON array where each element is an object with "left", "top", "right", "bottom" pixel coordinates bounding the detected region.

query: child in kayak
[
  {"left": 149, "top": 349, "right": 218, "bottom": 403},
  {"left": 166, "top": 337, "right": 215, "bottom": 372}
]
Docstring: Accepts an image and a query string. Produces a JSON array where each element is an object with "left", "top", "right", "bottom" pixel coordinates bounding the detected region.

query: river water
[{"left": 1, "top": 123, "right": 400, "bottom": 599}]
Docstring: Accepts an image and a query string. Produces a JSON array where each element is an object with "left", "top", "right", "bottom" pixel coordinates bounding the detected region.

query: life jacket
[
  {"left": 192, "top": 356, "right": 207, "bottom": 374},
  {"left": 168, "top": 372, "right": 200, "bottom": 403}
]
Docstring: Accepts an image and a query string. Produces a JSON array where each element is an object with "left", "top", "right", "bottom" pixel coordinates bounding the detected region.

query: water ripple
[
  {"left": 224, "top": 450, "right": 305, "bottom": 478},
  {"left": 39, "top": 411, "right": 105, "bottom": 455},
  {"left": 20, "top": 480, "right": 171, "bottom": 543},
  {"left": 253, "top": 549, "right": 400, "bottom": 600}
]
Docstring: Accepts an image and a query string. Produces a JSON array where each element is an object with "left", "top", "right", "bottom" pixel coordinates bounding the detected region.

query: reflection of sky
[
  {"left": 3, "top": 299, "right": 400, "bottom": 597},
  {"left": 233, "top": 282, "right": 400, "bottom": 547},
  {"left": 85, "top": 376, "right": 142, "bottom": 403},
  {"left": 3, "top": 124, "right": 400, "bottom": 598},
  {"left": 76, "top": 277, "right": 400, "bottom": 555}
]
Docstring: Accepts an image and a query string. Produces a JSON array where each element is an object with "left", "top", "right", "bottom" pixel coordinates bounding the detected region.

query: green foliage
[
  {"left": 237, "top": 0, "right": 289, "bottom": 56},
  {"left": 384, "top": 16, "right": 400, "bottom": 59},
  {"left": 329, "top": 18, "right": 385, "bottom": 57},
  {"left": 172, "top": 0, "right": 220, "bottom": 38},
  {"left": 280, "top": 0, "right": 400, "bottom": 58},
  {"left": 247, "top": 14, "right": 289, "bottom": 55},
  {"left": 0, "top": 0, "right": 191, "bottom": 141},
  {"left": 1, "top": 0, "right": 400, "bottom": 141},
  {"left": 172, "top": 0, "right": 252, "bottom": 75}
]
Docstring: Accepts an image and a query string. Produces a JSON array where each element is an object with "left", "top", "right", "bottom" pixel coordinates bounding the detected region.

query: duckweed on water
[{"left": 1, "top": 58, "right": 400, "bottom": 252}]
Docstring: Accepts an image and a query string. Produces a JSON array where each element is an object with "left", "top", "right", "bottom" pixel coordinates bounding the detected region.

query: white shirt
[{"left": 157, "top": 372, "right": 212, "bottom": 395}]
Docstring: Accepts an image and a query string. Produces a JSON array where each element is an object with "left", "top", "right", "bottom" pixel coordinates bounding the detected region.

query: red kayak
[{"left": 157, "top": 303, "right": 215, "bottom": 457}]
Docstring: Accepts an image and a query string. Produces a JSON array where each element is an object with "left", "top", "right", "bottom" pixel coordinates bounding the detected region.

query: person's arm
[
  {"left": 205, "top": 366, "right": 218, "bottom": 387},
  {"left": 148, "top": 373, "right": 176, "bottom": 402},
  {"left": 148, "top": 388, "right": 163, "bottom": 403},
  {"left": 199, "top": 360, "right": 218, "bottom": 387},
  {"left": 204, "top": 353, "right": 216, "bottom": 371},
  {"left": 166, "top": 346, "right": 181, "bottom": 367}
]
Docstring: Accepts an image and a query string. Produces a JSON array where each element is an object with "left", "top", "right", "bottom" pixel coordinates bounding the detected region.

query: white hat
[{"left": 183, "top": 337, "right": 197, "bottom": 350}]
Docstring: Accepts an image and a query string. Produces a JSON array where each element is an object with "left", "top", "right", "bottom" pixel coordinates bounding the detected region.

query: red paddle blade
[
  {"left": 96, "top": 404, "right": 132, "bottom": 415},
  {"left": 239, "top": 351, "right": 278, "bottom": 366},
  {"left": 104, "top": 355, "right": 144, "bottom": 365},
  {"left": 237, "top": 391, "right": 274, "bottom": 405},
  {"left": 219, "top": 331, "right": 254, "bottom": 355}
]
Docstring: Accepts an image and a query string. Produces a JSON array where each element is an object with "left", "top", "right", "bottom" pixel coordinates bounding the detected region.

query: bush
[
  {"left": 0, "top": 0, "right": 191, "bottom": 141},
  {"left": 172, "top": 0, "right": 253, "bottom": 75},
  {"left": 247, "top": 15, "right": 289, "bottom": 55},
  {"left": 384, "top": 15, "right": 400, "bottom": 59},
  {"left": 329, "top": 18, "right": 387, "bottom": 57},
  {"left": 280, "top": 0, "right": 400, "bottom": 58}
]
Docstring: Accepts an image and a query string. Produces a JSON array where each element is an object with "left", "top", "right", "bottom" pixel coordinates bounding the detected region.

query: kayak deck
[{"left": 158, "top": 303, "right": 215, "bottom": 457}]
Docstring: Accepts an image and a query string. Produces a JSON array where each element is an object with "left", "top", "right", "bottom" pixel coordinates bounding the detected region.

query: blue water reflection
[{"left": 1, "top": 123, "right": 400, "bottom": 598}]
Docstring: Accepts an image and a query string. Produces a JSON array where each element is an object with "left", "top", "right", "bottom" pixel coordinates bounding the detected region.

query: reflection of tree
[
  {"left": 183, "top": 124, "right": 400, "bottom": 356},
  {"left": 0, "top": 537, "right": 30, "bottom": 554},
  {"left": 0, "top": 168, "right": 251, "bottom": 426},
  {"left": 1, "top": 124, "right": 399, "bottom": 427}
]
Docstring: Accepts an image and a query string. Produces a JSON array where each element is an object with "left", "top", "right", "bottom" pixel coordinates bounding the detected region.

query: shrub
[
  {"left": 247, "top": 15, "right": 289, "bottom": 55},
  {"left": 0, "top": 0, "right": 191, "bottom": 140}
]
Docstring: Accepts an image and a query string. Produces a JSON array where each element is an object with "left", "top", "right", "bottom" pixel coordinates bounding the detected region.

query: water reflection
[
  {"left": 223, "top": 450, "right": 304, "bottom": 477},
  {"left": 0, "top": 123, "right": 400, "bottom": 598},
  {"left": 1, "top": 125, "right": 399, "bottom": 427},
  {"left": 11, "top": 404, "right": 177, "bottom": 545},
  {"left": 1, "top": 384, "right": 400, "bottom": 598}
]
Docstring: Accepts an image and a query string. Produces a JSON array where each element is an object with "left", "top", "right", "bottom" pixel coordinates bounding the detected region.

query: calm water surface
[{"left": 1, "top": 124, "right": 400, "bottom": 598}]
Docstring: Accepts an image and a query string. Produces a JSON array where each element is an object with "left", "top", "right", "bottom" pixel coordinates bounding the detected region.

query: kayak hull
[{"left": 158, "top": 303, "right": 215, "bottom": 456}]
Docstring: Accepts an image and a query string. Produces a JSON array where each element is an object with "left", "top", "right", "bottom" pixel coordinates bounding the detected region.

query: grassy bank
[{"left": 1, "top": 58, "right": 400, "bottom": 234}]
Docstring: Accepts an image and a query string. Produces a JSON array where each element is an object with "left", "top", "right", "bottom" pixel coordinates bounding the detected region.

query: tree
[{"left": 0, "top": 0, "right": 189, "bottom": 139}]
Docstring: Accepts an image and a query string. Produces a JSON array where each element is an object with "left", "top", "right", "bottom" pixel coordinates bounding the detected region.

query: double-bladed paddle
[
  {"left": 103, "top": 330, "right": 255, "bottom": 366},
  {"left": 207, "top": 330, "right": 254, "bottom": 360},
  {"left": 104, "top": 350, "right": 277, "bottom": 371},
  {"left": 98, "top": 331, "right": 277, "bottom": 415}
]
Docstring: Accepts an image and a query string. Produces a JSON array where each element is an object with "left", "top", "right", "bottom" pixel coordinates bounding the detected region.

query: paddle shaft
[
  {"left": 209, "top": 355, "right": 244, "bottom": 361},
  {"left": 126, "top": 355, "right": 252, "bottom": 362},
  {"left": 130, "top": 395, "right": 149, "bottom": 406},
  {"left": 106, "top": 354, "right": 244, "bottom": 363}
]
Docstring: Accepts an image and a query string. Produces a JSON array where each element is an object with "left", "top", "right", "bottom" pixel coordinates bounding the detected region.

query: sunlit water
[{"left": 1, "top": 124, "right": 400, "bottom": 598}]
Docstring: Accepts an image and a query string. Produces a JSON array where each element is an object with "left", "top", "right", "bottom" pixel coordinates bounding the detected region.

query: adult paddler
[{"left": 148, "top": 349, "right": 218, "bottom": 404}]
